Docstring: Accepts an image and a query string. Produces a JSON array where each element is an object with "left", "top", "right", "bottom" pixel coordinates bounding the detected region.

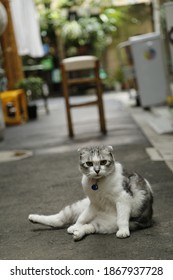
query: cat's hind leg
[
  {"left": 28, "top": 213, "right": 65, "bottom": 228},
  {"left": 28, "top": 198, "right": 89, "bottom": 228}
]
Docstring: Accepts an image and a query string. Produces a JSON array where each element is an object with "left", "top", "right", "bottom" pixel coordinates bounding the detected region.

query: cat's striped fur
[{"left": 29, "top": 145, "right": 153, "bottom": 240}]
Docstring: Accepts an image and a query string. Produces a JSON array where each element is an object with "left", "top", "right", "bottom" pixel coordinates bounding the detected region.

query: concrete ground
[{"left": 0, "top": 92, "right": 173, "bottom": 260}]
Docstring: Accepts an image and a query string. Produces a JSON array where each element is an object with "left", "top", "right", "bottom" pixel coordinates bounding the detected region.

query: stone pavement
[{"left": 0, "top": 92, "right": 173, "bottom": 260}]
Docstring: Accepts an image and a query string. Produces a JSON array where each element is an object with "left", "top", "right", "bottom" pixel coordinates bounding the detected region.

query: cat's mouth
[{"left": 89, "top": 174, "right": 103, "bottom": 180}]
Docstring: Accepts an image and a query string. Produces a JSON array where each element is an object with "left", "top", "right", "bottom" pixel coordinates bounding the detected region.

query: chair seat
[{"left": 62, "top": 56, "right": 97, "bottom": 71}]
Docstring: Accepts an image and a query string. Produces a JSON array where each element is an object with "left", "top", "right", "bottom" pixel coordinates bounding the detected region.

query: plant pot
[{"left": 27, "top": 103, "right": 37, "bottom": 120}]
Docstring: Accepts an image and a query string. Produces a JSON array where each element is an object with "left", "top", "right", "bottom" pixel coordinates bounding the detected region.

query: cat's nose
[{"left": 95, "top": 169, "right": 100, "bottom": 174}]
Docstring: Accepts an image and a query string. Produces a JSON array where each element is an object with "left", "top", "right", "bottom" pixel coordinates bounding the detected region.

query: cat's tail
[
  {"left": 130, "top": 189, "right": 153, "bottom": 231},
  {"left": 28, "top": 198, "right": 89, "bottom": 228},
  {"left": 129, "top": 219, "right": 153, "bottom": 231},
  {"left": 129, "top": 209, "right": 153, "bottom": 231}
]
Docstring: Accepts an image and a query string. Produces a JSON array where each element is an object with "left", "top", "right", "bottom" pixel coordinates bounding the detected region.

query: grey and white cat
[{"left": 28, "top": 145, "right": 153, "bottom": 241}]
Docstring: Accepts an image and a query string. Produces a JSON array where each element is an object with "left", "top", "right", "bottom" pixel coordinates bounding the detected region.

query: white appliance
[
  {"left": 164, "top": 2, "right": 173, "bottom": 72},
  {"left": 129, "top": 33, "right": 169, "bottom": 107}
]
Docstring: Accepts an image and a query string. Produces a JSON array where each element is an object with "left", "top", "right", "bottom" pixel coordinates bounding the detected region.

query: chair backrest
[{"left": 61, "top": 56, "right": 98, "bottom": 71}]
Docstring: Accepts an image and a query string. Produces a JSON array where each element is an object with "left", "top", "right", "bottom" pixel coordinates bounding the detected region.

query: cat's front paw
[
  {"left": 67, "top": 225, "right": 85, "bottom": 240},
  {"left": 116, "top": 229, "right": 130, "bottom": 239},
  {"left": 67, "top": 224, "right": 80, "bottom": 234},
  {"left": 73, "top": 230, "right": 84, "bottom": 241}
]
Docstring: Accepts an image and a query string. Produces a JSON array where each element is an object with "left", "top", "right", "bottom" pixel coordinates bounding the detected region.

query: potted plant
[{"left": 15, "top": 77, "right": 44, "bottom": 119}]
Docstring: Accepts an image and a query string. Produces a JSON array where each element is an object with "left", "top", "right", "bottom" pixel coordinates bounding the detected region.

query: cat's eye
[
  {"left": 100, "top": 160, "right": 107, "bottom": 165},
  {"left": 86, "top": 161, "right": 93, "bottom": 167}
]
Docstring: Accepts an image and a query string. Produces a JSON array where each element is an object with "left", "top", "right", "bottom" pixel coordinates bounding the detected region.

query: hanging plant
[{"left": 62, "top": 20, "right": 82, "bottom": 42}]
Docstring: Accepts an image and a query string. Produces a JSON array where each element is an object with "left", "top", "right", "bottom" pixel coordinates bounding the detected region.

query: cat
[{"left": 28, "top": 145, "right": 153, "bottom": 241}]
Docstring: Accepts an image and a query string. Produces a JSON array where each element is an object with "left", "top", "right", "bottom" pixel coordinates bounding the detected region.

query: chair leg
[
  {"left": 64, "top": 90, "right": 74, "bottom": 138},
  {"left": 97, "top": 84, "right": 107, "bottom": 135},
  {"left": 64, "top": 100, "right": 73, "bottom": 137},
  {"left": 95, "top": 62, "right": 107, "bottom": 135},
  {"left": 61, "top": 65, "right": 74, "bottom": 137}
]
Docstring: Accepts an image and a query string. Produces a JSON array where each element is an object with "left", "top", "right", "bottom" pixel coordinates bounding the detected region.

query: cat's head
[{"left": 78, "top": 145, "right": 115, "bottom": 179}]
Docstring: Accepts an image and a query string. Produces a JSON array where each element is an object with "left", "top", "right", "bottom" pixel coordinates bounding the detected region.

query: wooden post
[{"left": 0, "top": 0, "right": 24, "bottom": 90}]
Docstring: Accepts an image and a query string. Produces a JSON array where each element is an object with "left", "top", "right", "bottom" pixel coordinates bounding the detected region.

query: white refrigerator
[
  {"left": 164, "top": 2, "right": 173, "bottom": 72},
  {"left": 129, "top": 33, "right": 169, "bottom": 107}
]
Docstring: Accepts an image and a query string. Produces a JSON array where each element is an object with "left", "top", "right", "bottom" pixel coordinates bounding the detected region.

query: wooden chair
[{"left": 60, "top": 55, "right": 107, "bottom": 137}]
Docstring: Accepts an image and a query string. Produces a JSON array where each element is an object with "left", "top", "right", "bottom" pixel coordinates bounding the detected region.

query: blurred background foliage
[
  {"left": 34, "top": 0, "right": 138, "bottom": 57},
  {"left": 33, "top": 0, "right": 153, "bottom": 88}
]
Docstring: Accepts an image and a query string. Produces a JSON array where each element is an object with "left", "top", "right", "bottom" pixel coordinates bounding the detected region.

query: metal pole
[{"left": 152, "top": 0, "right": 161, "bottom": 33}]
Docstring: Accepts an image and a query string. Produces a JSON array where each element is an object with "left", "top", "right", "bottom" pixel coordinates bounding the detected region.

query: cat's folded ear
[
  {"left": 103, "top": 145, "right": 113, "bottom": 152},
  {"left": 107, "top": 145, "right": 113, "bottom": 152},
  {"left": 77, "top": 147, "right": 88, "bottom": 154},
  {"left": 77, "top": 147, "right": 83, "bottom": 153}
]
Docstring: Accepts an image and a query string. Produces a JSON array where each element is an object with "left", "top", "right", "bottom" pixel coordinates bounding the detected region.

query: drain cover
[{"left": 0, "top": 150, "right": 33, "bottom": 162}]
